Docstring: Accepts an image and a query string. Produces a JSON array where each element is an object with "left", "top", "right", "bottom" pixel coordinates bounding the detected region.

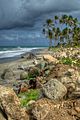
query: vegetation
[
  {"left": 18, "top": 89, "right": 40, "bottom": 107},
  {"left": 60, "top": 57, "right": 80, "bottom": 67},
  {"left": 28, "top": 68, "right": 39, "bottom": 79},
  {"left": 43, "top": 15, "right": 80, "bottom": 48}
]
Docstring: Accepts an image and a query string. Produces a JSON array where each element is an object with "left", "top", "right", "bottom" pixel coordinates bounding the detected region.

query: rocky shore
[{"left": 0, "top": 47, "right": 80, "bottom": 120}]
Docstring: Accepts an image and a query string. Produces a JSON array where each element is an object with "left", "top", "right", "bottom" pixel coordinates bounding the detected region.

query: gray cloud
[{"left": 0, "top": 0, "right": 80, "bottom": 29}]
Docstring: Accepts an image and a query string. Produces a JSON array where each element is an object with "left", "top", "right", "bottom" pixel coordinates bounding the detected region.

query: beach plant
[
  {"left": 18, "top": 89, "right": 40, "bottom": 107},
  {"left": 60, "top": 57, "right": 73, "bottom": 65},
  {"left": 60, "top": 57, "right": 80, "bottom": 67},
  {"left": 28, "top": 67, "right": 40, "bottom": 79}
]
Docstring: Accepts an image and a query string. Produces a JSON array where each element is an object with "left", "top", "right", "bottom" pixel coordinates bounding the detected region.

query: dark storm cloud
[{"left": 0, "top": 0, "right": 80, "bottom": 29}]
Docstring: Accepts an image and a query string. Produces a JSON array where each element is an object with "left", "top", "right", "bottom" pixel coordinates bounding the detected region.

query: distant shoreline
[{"left": 0, "top": 48, "right": 48, "bottom": 64}]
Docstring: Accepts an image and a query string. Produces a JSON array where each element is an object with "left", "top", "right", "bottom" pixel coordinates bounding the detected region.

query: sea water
[{"left": 0, "top": 46, "right": 47, "bottom": 59}]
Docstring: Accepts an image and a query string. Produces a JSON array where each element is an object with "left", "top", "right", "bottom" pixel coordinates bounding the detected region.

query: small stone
[
  {"left": 69, "top": 91, "right": 80, "bottom": 98},
  {"left": 77, "top": 77, "right": 80, "bottom": 84},
  {"left": 27, "top": 100, "right": 36, "bottom": 106},
  {"left": 60, "top": 77, "right": 72, "bottom": 85},
  {"left": 75, "top": 107, "right": 80, "bottom": 113},
  {"left": 33, "top": 59, "right": 38, "bottom": 65},
  {"left": 18, "top": 65, "right": 25, "bottom": 70},
  {"left": 20, "top": 83, "right": 28, "bottom": 93},
  {"left": 67, "top": 83, "right": 76, "bottom": 92}
]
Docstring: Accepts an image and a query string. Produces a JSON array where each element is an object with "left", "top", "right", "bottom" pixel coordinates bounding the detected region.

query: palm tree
[
  {"left": 54, "top": 15, "right": 59, "bottom": 24},
  {"left": 48, "top": 29, "right": 53, "bottom": 48},
  {"left": 43, "top": 19, "right": 54, "bottom": 48},
  {"left": 73, "top": 27, "right": 80, "bottom": 46},
  {"left": 43, "top": 15, "right": 80, "bottom": 48},
  {"left": 46, "top": 19, "right": 53, "bottom": 26}
]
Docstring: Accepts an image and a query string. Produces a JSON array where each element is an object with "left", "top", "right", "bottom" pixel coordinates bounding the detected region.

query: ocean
[
  {"left": 0, "top": 36, "right": 50, "bottom": 60},
  {"left": 0, "top": 46, "right": 47, "bottom": 63},
  {"left": 0, "top": 36, "right": 51, "bottom": 63}
]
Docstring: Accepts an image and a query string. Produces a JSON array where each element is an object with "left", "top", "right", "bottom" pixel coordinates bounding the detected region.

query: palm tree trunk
[{"left": 49, "top": 39, "right": 52, "bottom": 48}]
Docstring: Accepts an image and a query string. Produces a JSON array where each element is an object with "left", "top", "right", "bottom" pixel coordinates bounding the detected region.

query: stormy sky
[{"left": 0, "top": 0, "right": 80, "bottom": 46}]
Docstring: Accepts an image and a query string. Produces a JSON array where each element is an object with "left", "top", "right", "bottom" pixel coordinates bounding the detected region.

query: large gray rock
[
  {"left": 1, "top": 68, "right": 15, "bottom": 80},
  {"left": 42, "top": 79, "right": 67, "bottom": 100},
  {"left": 0, "top": 85, "right": 29, "bottom": 120}
]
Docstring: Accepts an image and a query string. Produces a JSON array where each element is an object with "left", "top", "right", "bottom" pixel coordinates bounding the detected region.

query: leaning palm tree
[
  {"left": 43, "top": 19, "right": 54, "bottom": 48},
  {"left": 46, "top": 19, "right": 53, "bottom": 26},
  {"left": 48, "top": 29, "right": 53, "bottom": 48},
  {"left": 43, "top": 15, "right": 80, "bottom": 48}
]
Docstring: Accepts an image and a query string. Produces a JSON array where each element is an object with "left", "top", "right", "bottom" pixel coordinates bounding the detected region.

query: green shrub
[
  {"left": 18, "top": 89, "right": 40, "bottom": 107},
  {"left": 60, "top": 57, "right": 80, "bottom": 67},
  {"left": 60, "top": 57, "right": 73, "bottom": 65},
  {"left": 28, "top": 68, "right": 39, "bottom": 79}
]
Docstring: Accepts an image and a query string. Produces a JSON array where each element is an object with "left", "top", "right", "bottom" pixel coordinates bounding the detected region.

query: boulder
[
  {"left": 68, "top": 91, "right": 80, "bottom": 98},
  {"left": 50, "top": 64, "right": 69, "bottom": 78},
  {"left": 0, "top": 109, "right": 6, "bottom": 120},
  {"left": 1, "top": 68, "right": 15, "bottom": 80},
  {"left": 68, "top": 68, "right": 80, "bottom": 83},
  {"left": 26, "top": 53, "right": 36, "bottom": 59},
  {"left": 0, "top": 85, "right": 29, "bottom": 120},
  {"left": 31, "top": 98, "right": 73, "bottom": 120},
  {"left": 20, "top": 72, "right": 28, "bottom": 80},
  {"left": 18, "top": 65, "right": 25, "bottom": 70},
  {"left": 43, "top": 54, "right": 58, "bottom": 63},
  {"left": 42, "top": 79, "right": 67, "bottom": 100},
  {"left": 60, "top": 77, "right": 76, "bottom": 92},
  {"left": 60, "top": 76, "right": 73, "bottom": 85},
  {"left": 36, "top": 61, "right": 48, "bottom": 70},
  {"left": 31, "top": 98, "right": 53, "bottom": 120},
  {"left": 59, "top": 52, "right": 67, "bottom": 58}
]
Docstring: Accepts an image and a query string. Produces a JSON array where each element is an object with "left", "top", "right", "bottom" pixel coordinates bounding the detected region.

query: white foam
[{"left": 0, "top": 47, "right": 39, "bottom": 59}]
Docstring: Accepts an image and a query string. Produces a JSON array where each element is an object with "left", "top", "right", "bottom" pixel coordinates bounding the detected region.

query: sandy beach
[{"left": 0, "top": 48, "right": 49, "bottom": 86}]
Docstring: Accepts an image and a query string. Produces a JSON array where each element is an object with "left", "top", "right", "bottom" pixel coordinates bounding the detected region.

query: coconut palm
[
  {"left": 43, "top": 15, "right": 80, "bottom": 48},
  {"left": 43, "top": 19, "right": 54, "bottom": 48},
  {"left": 48, "top": 29, "right": 53, "bottom": 47},
  {"left": 54, "top": 15, "right": 59, "bottom": 24},
  {"left": 46, "top": 19, "right": 53, "bottom": 26},
  {"left": 73, "top": 27, "right": 80, "bottom": 46}
]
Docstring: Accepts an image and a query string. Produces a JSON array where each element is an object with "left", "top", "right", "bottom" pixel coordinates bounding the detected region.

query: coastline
[
  {"left": 0, "top": 48, "right": 49, "bottom": 85},
  {"left": 0, "top": 48, "right": 48, "bottom": 64}
]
